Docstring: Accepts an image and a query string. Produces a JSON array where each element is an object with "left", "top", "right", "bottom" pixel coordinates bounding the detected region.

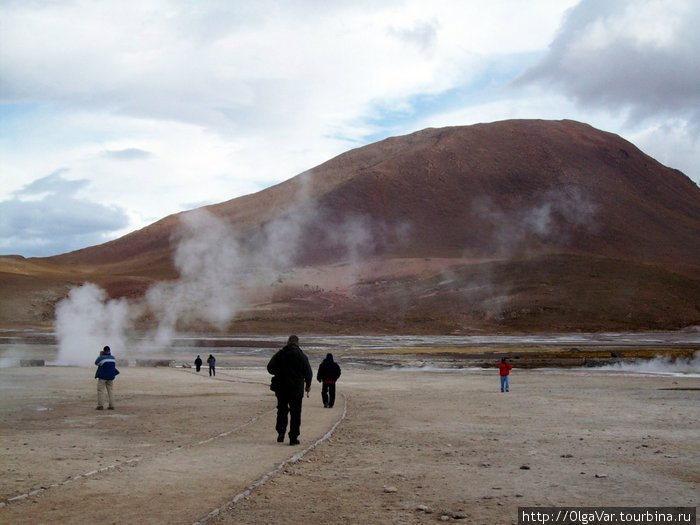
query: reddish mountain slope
[{"left": 2, "top": 120, "right": 699, "bottom": 332}]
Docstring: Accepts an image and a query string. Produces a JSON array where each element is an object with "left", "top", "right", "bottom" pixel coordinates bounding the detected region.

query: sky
[{"left": 1, "top": 0, "right": 699, "bottom": 258}]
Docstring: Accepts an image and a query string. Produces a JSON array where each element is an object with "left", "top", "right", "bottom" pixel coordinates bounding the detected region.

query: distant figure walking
[
  {"left": 267, "top": 335, "right": 312, "bottom": 445},
  {"left": 499, "top": 357, "right": 513, "bottom": 392},
  {"left": 95, "top": 346, "right": 119, "bottom": 410},
  {"left": 317, "top": 353, "right": 341, "bottom": 408},
  {"left": 207, "top": 354, "right": 216, "bottom": 376},
  {"left": 194, "top": 355, "right": 202, "bottom": 372}
]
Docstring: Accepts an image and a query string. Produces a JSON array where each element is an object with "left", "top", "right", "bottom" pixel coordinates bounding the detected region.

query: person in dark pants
[
  {"left": 316, "top": 353, "right": 341, "bottom": 408},
  {"left": 267, "top": 335, "right": 312, "bottom": 446},
  {"left": 207, "top": 354, "right": 216, "bottom": 376},
  {"left": 194, "top": 355, "right": 202, "bottom": 372}
]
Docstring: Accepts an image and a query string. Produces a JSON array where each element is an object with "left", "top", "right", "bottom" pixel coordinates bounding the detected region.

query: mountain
[{"left": 1, "top": 119, "right": 699, "bottom": 333}]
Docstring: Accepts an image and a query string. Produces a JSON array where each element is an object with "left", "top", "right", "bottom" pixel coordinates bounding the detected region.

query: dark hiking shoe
[
  {"left": 277, "top": 433, "right": 285, "bottom": 443},
  {"left": 289, "top": 439, "right": 300, "bottom": 446},
  {"left": 96, "top": 406, "right": 104, "bottom": 410},
  {"left": 107, "top": 406, "right": 115, "bottom": 410}
]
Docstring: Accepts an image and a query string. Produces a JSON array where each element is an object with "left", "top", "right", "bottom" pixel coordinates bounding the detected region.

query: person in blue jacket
[{"left": 95, "top": 345, "right": 119, "bottom": 410}]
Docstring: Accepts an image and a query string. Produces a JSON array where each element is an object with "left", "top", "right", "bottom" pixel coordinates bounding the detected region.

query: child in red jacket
[{"left": 499, "top": 357, "right": 512, "bottom": 392}]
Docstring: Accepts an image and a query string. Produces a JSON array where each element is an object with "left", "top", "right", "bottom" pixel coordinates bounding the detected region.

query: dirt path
[
  {"left": 1, "top": 366, "right": 698, "bottom": 524},
  {"left": 209, "top": 369, "right": 699, "bottom": 524},
  {"left": 0, "top": 367, "right": 343, "bottom": 524}
]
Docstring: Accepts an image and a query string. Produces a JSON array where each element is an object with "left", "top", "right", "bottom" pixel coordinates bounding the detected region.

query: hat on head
[{"left": 103, "top": 346, "right": 111, "bottom": 354}]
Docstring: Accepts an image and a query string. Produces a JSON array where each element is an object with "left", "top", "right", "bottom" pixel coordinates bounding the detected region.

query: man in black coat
[
  {"left": 267, "top": 335, "right": 312, "bottom": 445},
  {"left": 316, "top": 353, "right": 341, "bottom": 408}
]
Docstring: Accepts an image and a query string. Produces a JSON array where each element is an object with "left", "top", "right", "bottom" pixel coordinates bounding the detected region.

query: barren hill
[{"left": 1, "top": 119, "right": 699, "bottom": 333}]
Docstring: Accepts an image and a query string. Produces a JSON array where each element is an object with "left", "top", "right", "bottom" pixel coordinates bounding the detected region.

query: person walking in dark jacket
[
  {"left": 267, "top": 335, "right": 312, "bottom": 445},
  {"left": 95, "top": 346, "right": 119, "bottom": 410},
  {"left": 207, "top": 354, "right": 216, "bottom": 376},
  {"left": 194, "top": 355, "right": 202, "bottom": 372},
  {"left": 316, "top": 353, "right": 341, "bottom": 408}
]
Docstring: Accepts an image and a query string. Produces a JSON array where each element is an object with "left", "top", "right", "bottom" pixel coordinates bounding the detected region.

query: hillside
[{"left": 1, "top": 119, "right": 699, "bottom": 333}]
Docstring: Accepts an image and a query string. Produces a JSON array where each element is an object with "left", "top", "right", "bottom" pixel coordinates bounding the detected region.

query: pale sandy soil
[{"left": 0, "top": 360, "right": 698, "bottom": 525}]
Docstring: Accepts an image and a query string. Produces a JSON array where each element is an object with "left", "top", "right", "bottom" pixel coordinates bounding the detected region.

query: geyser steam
[
  {"left": 53, "top": 198, "right": 386, "bottom": 365},
  {"left": 145, "top": 210, "right": 245, "bottom": 345},
  {"left": 55, "top": 283, "right": 131, "bottom": 365},
  {"left": 54, "top": 210, "right": 247, "bottom": 364}
]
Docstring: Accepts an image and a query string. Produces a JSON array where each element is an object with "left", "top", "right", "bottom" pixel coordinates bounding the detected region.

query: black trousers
[
  {"left": 275, "top": 392, "right": 303, "bottom": 439},
  {"left": 321, "top": 382, "right": 336, "bottom": 407}
]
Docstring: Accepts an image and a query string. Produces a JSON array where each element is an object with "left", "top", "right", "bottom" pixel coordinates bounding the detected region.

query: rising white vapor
[
  {"left": 55, "top": 283, "right": 132, "bottom": 365},
  {"left": 52, "top": 193, "right": 388, "bottom": 363}
]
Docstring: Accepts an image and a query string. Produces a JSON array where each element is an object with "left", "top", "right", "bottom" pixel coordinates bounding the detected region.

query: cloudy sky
[{"left": 1, "top": 0, "right": 698, "bottom": 257}]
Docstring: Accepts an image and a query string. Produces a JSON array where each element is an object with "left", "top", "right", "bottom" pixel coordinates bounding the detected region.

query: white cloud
[
  {"left": 0, "top": 0, "right": 697, "bottom": 257},
  {"left": 0, "top": 170, "right": 129, "bottom": 256},
  {"left": 518, "top": 0, "right": 700, "bottom": 130},
  {"left": 511, "top": 0, "right": 700, "bottom": 183}
]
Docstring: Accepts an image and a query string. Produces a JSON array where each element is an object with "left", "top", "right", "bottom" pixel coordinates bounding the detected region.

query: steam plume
[
  {"left": 54, "top": 284, "right": 131, "bottom": 365},
  {"left": 53, "top": 191, "right": 388, "bottom": 364}
]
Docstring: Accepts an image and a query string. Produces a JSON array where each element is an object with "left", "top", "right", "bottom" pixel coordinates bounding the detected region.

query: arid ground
[{"left": 1, "top": 347, "right": 698, "bottom": 525}]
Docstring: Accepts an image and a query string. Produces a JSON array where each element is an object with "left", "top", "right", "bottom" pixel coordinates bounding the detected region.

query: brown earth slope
[{"left": 1, "top": 119, "right": 699, "bottom": 332}]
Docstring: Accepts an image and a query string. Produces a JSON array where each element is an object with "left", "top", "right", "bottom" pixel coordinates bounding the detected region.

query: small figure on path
[
  {"left": 267, "top": 335, "right": 312, "bottom": 445},
  {"left": 499, "top": 357, "right": 513, "bottom": 392},
  {"left": 194, "top": 355, "right": 202, "bottom": 372},
  {"left": 95, "top": 345, "right": 119, "bottom": 410},
  {"left": 207, "top": 354, "right": 216, "bottom": 376},
  {"left": 316, "top": 353, "right": 341, "bottom": 408}
]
